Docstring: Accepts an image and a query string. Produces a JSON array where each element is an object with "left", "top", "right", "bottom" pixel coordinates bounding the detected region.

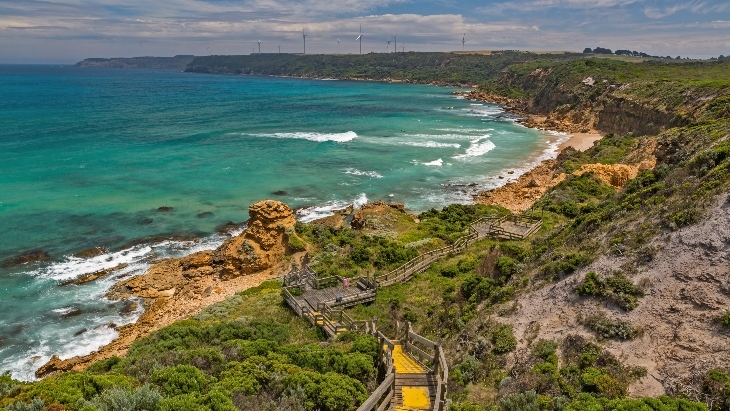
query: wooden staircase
[{"left": 281, "top": 213, "right": 544, "bottom": 410}]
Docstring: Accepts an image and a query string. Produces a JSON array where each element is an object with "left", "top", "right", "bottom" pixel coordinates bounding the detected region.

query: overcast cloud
[{"left": 0, "top": 0, "right": 728, "bottom": 63}]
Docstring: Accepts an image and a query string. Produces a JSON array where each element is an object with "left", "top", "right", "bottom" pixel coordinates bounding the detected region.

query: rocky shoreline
[
  {"left": 36, "top": 200, "right": 306, "bottom": 378},
  {"left": 459, "top": 88, "right": 658, "bottom": 213}
]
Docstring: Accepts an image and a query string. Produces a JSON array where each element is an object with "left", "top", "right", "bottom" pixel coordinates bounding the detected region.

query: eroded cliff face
[
  {"left": 466, "top": 64, "right": 710, "bottom": 137},
  {"left": 36, "top": 200, "right": 304, "bottom": 378}
]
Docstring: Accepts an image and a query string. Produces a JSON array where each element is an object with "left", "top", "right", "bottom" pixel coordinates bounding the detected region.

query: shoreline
[{"left": 22, "top": 82, "right": 597, "bottom": 380}]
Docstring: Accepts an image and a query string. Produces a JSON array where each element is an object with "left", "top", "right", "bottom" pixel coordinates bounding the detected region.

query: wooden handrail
[{"left": 356, "top": 368, "right": 394, "bottom": 411}]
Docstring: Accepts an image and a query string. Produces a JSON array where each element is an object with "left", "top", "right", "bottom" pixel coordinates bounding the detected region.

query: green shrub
[
  {"left": 4, "top": 398, "right": 45, "bottom": 411},
  {"left": 2, "top": 372, "right": 136, "bottom": 407},
  {"left": 452, "top": 355, "right": 480, "bottom": 385},
  {"left": 150, "top": 365, "right": 211, "bottom": 396},
  {"left": 531, "top": 339, "right": 558, "bottom": 361},
  {"left": 157, "top": 394, "right": 209, "bottom": 411},
  {"left": 719, "top": 311, "right": 730, "bottom": 327},
  {"left": 584, "top": 312, "right": 641, "bottom": 341},
  {"left": 79, "top": 384, "right": 161, "bottom": 411},
  {"left": 575, "top": 272, "right": 643, "bottom": 310},
  {"left": 288, "top": 232, "right": 307, "bottom": 251},
  {"left": 492, "top": 324, "right": 517, "bottom": 354},
  {"left": 670, "top": 209, "right": 701, "bottom": 228},
  {"left": 349, "top": 245, "right": 371, "bottom": 266},
  {"left": 281, "top": 371, "right": 367, "bottom": 411},
  {"left": 441, "top": 265, "right": 459, "bottom": 278},
  {"left": 457, "top": 257, "right": 478, "bottom": 273},
  {"left": 496, "top": 256, "right": 518, "bottom": 279},
  {"left": 499, "top": 390, "right": 539, "bottom": 411},
  {"left": 542, "top": 252, "right": 591, "bottom": 278}
]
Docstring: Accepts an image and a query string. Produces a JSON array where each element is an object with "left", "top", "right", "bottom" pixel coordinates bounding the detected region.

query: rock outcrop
[
  {"left": 573, "top": 163, "right": 640, "bottom": 189},
  {"left": 36, "top": 200, "right": 305, "bottom": 378},
  {"left": 214, "top": 200, "right": 297, "bottom": 278},
  {"left": 351, "top": 201, "right": 409, "bottom": 230},
  {"left": 1, "top": 250, "right": 51, "bottom": 268},
  {"left": 474, "top": 160, "right": 566, "bottom": 214}
]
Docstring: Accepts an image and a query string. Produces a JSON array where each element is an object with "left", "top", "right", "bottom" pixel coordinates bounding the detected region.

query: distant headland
[{"left": 75, "top": 55, "right": 196, "bottom": 69}]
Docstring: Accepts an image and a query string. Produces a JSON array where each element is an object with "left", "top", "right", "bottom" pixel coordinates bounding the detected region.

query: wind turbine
[
  {"left": 338, "top": 38, "right": 340, "bottom": 53},
  {"left": 387, "top": 36, "right": 391, "bottom": 53},
  {"left": 302, "top": 29, "right": 307, "bottom": 54},
  {"left": 402, "top": 43, "right": 405, "bottom": 53},
  {"left": 356, "top": 25, "right": 363, "bottom": 55},
  {"left": 393, "top": 33, "right": 397, "bottom": 53},
  {"left": 462, "top": 33, "right": 465, "bottom": 51},
  {"left": 257, "top": 40, "right": 261, "bottom": 54},
  {"left": 278, "top": 45, "right": 281, "bottom": 54}
]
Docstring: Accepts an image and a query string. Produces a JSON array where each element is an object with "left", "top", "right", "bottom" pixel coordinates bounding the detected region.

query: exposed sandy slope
[{"left": 500, "top": 196, "right": 730, "bottom": 397}]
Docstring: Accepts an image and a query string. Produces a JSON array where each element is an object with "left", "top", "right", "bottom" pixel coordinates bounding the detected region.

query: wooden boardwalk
[{"left": 281, "top": 212, "right": 542, "bottom": 411}]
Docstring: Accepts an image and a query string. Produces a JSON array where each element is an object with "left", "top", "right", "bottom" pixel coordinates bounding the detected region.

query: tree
[{"left": 583, "top": 48, "right": 593, "bottom": 53}]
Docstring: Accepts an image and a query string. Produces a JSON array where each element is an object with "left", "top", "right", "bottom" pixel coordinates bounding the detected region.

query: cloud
[
  {"left": 644, "top": 0, "right": 730, "bottom": 19},
  {"left": 1, "top": 0, "right": 729, "bottom": 62}
]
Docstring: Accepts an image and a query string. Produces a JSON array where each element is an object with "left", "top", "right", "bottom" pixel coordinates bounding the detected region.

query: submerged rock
[
  {"left": 73, "top": 247, "right": 109, "bottom": 259},
  {"left": 196, "top": 211, "right": 214, "bottom": 218},
  {"left": 1, "top": 250, "right": 51, "bottom": 268},
  {"left": 215, "top": 221, "right": 242, "bottom": 235},
  {"left": 60, "top": 263, "right": 128, "bottom": 286},
  {"left": 157, "top": 206, "right": 174, "bottom": 212},
  {"left": 61, "top": 308, "right": 83, "bottom": 318}
]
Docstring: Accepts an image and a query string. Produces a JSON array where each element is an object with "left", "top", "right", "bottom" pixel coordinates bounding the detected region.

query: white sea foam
[
  {"left": 344, "top": 168, "right": 383, "bottom": 178},
  {"left": 2, "top": 229, "right": 240, "bottom": 381},
  {"left": 295, "top": 193, "right": 368, "bottom": 223},
  {"left": 251, "top": 131, "right": 358, "bottom": 143},
  {"left": 453, "top": 139, "right": 497, "bottom": 159},
  {"left": 29, "top": 247, "right": 151, "bottom": 282},
  {"left": 423, "top": 158, "right": 443, "bottom": 166},
  {"left": 461, "top": 106, "right": 504, "bottom": 117},
  {"left": 402, "top": 141, "right": 461, "bottom": 149},
  {"left": 433, "top": 128, "right": 495, "bottom": 133}
]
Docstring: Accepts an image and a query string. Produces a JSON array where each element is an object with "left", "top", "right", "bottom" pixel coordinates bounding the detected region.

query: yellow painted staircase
[{"left": 390, "top": 344, "right": 437, "bottom": 411}]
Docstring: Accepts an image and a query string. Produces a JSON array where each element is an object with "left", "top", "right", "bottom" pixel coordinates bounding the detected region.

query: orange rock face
[{"left": 573, "top": 163, "right": 640, "bottom": 189}]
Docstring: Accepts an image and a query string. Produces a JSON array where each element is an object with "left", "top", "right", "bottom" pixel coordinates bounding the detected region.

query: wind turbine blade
[{"left": 356, "top": 35, "right": 362, "bottom": 40}]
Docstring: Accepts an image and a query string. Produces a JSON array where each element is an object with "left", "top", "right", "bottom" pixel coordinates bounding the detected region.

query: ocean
[{"left": 0, "top": 65, "right": 567, "bottom": 380}]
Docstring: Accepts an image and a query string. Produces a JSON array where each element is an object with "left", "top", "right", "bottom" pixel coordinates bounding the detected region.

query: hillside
[
  {"left": 2, "top": 55, "right": 729, "bottom": 411},
  {"left": 76, "top": 56, "right": 196, "bottom": 69},
  {"left": 184, "top": 52, "right": 582, "bottom": 85}
]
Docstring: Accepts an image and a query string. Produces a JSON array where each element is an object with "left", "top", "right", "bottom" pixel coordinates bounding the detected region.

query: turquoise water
[{"left": 0, "top": 65, "right": 566, "bottom": 380}]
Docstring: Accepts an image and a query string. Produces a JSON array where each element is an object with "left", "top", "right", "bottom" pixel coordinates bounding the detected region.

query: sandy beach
[{"left": 559, "top": 132, "right": 603, "bottom": 152}]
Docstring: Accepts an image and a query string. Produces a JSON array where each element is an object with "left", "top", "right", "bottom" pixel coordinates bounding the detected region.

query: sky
[{"left": 0, "top": 0, "right": 729, "bottom": 63}]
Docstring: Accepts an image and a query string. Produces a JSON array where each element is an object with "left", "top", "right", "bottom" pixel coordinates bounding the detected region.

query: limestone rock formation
[
  {"left": 214, "top": 200, "right": 297, "bottom": 278},
  {"left": 573, "top": 163, "right": 640, "bottom": 188}
]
